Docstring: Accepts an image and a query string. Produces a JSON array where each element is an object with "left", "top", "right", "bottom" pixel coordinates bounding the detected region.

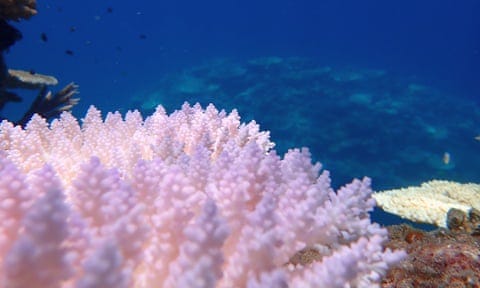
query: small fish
[
  {"left": 139, "top": 34, "right": 147, "bottom": 39},
  {"left": 107, "top": 7, "right": 113, "bottom": 13},
  {"left": 65, "top": 49, "right": 74, "bottom": 56},
  {"left": 69, "top": 26, "right": 76, "bottom": 32},
  {"left": 40, "top": 32, "right": 48, "bottom": 42},
  {"left": 29, "top": 69, "right": 36, "bottom": 75},
  {"left": 475, "top": 135, "right": 480, "bottom": 141},
  {"left": 442, "top": 152, "right": 451, "bottom": 165}
]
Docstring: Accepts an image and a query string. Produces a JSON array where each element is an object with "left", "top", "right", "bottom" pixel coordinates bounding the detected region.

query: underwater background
[{"left": 4, "top": 0, "right": 480, "bottom": 226}]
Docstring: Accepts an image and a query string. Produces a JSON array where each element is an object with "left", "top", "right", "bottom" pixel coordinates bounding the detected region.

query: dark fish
[
  {"left": 29, "top": 69, "right": 36, "bottom": 75},
  {"left": 65, "top": 50, "right": 74, "bottom": 56},
  {"left": 69, "top": 26, "right": 76, "bottom": 32},
  {"left": 139, "top": 34, "right": 147, "bottom": 39},
  {"left": 41, "top": 32, "right": 48, "bottom": 42},
  {"left": 107, "top": 7, "right": 113, "bottom": 13}
]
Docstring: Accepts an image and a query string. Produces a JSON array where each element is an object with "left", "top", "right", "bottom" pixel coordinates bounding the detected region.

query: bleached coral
[
  {"left": 373, "top": 180, "right": 480, "bottom": 227},
  {"left": 0, "top": 103, "right": 404, "bottom": 287}
]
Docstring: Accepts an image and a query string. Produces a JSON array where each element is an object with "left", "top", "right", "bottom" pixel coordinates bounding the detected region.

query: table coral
[{"left": 373, "top": 180, "right": 480, "bottom": 227}]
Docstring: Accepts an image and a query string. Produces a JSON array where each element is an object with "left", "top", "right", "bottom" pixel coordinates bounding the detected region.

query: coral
[
  {"left": 4, "top": 69, "right": 58, "bottom": 88},
  {"left": 382, "top": 224, "right": 480, "bottom": 287},
  {"left": 0, "top": 19, "right": 21, "bottom": 51},
  {"left": 373, "top": 180, "right": 480, "bottom": 227},
  {"left": 0, "top": 0, "right": 37, "bottom": 21},
  {"left": 14, "top": 82, "right": 79, "bottom": 127},
  {"left": 446, "top": 208, "right": 480, "bottom": 234},
  {"left": 0, "top": 103, "right": 405, "bottom": 287},
  {"left": 0, "top": 74, "right": 80, "bottom": 127},
  {"left": 0, "top": 50, "right": 79, "bottom": 126},
  {"left": 130, "top": 57, "right": 480, "bottom": 190},
  {"left": 0, "top": 0, "right": 79, "bottom": 126}
]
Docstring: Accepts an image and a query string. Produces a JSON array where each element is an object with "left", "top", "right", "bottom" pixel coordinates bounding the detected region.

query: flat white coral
[
  {"left": 373, "top": 180, "right": 480, "bottom": 227},
  {"left": 0, "top": 103, "right": 404, "bottom": 287}
]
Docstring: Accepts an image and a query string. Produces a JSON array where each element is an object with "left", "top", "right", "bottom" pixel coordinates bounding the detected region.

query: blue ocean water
[{"left": 2, "top": 0, "right": 480, "bottom": 226}]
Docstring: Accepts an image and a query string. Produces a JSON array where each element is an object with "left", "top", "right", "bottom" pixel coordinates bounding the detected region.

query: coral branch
[
  {"left": 16, "top": 82, "right": 80, "bottom": 127},
  {"left": 0, "top": 0, "right": 37, "bottom": 21}
]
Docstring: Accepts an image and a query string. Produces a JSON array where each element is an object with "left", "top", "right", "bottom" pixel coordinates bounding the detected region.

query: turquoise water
[{"left": 2, "top": 0, "right": 479, "bottom": 226}]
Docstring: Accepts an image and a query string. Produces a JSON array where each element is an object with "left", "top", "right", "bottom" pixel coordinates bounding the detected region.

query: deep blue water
[
  {"left": 6, "top": 0, "right": 480, "bottom": 112},
  {"left": 2, "top": 0, "right": 480, "bottom": 227}
]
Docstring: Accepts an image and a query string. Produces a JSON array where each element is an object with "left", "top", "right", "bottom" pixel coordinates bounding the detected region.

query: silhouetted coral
[
  {"left": 0, "top": 56, "right": 79, "bottom": 126},
  {"left": 0, "top": 19, "right": 21, "bottom": 50},
  {"left": 15, "top": 82, "right": 79, "bottom": 127},
  {"left": 0, "top": 0, "right": 79, "bottom": 126},
  {"left": 0, "top": 89, "right": 21, "bottom": 110},
  {"left": 0, "top": 0, "right": 37, "bottom": 21}
]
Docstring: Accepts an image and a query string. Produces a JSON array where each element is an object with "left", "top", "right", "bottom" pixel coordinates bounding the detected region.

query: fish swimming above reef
[{"left": 442, "top": 152, "right": 451, "bottom": 165}]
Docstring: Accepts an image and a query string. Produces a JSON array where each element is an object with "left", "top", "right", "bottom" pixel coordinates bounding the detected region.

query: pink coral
[{"left": 0, "top": 103, "right": 405, "bottom": 287}]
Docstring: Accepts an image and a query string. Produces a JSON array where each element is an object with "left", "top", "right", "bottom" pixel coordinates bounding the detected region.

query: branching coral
[
  {"left": 0, "top": 58, "right": 80, "bottom": 126},
  {"left": 14, "top": 82, "right": 79, "bottom": 127},
  {"left": 0, "top": 103, "right": 405, "bottom": 287}
]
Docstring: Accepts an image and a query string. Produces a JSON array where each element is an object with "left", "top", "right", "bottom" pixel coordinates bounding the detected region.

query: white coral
[{"left": 0, "top": 103, "right": 404, "bottom": 287}]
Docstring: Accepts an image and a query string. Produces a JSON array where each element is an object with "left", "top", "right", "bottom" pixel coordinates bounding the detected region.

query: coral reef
[
  {"left": 382, "top": 224, "right": 480, "bottom": 287},
  {"left": 373, "top": 180, "right": 480, "bottom": 227},
  {"left": 0, "top": 103, "right": 405, "bottom": 287},
  {"left": 129, "top": 57, "right": 480, "bottom": 190}
]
